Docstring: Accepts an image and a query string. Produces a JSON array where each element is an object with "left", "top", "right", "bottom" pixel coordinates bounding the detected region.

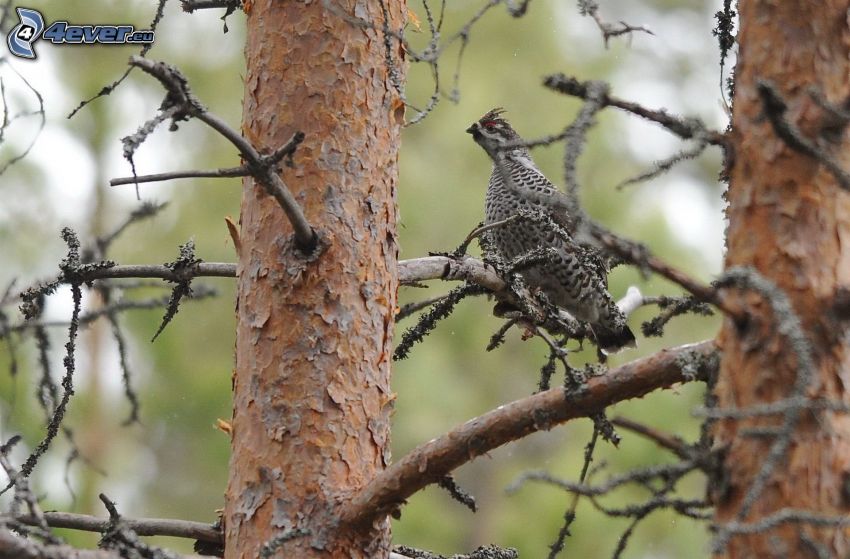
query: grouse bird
[{"left": 466, "top": 108, "right": 635, "bottom": 353}]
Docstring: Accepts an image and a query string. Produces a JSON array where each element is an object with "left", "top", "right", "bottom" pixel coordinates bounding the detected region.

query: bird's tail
[{"left": 592, "top": 323, "right": 636, "bottom": 355}]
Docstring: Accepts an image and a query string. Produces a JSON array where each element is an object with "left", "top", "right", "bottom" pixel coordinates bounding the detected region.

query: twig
[
  {"left": 396, "top": 294, "right": 450, "bottom": 321},
  {"left": 93, "top": 201, "right": 168, "bottom": 257},
  {"left": 7, "top": 230, "right": 84, "bottom": 489},
  {"left": 547, "top": 428, "right": 599, "bottom": 559},
  {"left": 6, "top": 256, "right": 506, "bottom": 301},
  {"left": 453, "top": 216, "right": 521, "bottom": 256},
  {"left": 0, "top": 59, "right": 46, "bottom": 175},
  {"left": 3, "top": 291, "right": 217, "bottom": 335},
  {"left": 339, "top": 340, "right": 717, "bottom": 527},
  {"left": 66, "top": 0, "right": 166, "bottom": 119},
  {"left": 180, "top": 0, "right": 241, "bottom": 12},
  {"left": 562, "top": 80, "right": 608, "bottom": 205},
  {"left": 578, "top": 0, "right": 654, "bottom": 48},
  {"left": 110, "top": 165, "right": 249, "bottom": 186},
  {"left": 610, "top": 416, "right": 692, "bottom": 460},
  {"left": 0, "top": 437, "right": 56, "bottom": 542},
  {"left": 507, "top": 460, "right": 698, "bottom": 499},
  {"left": 437, "top": 475, "right": 477, "bottom": 512},
  {"left": 52, "top": 263, "right": 235, "bottom": 283}
]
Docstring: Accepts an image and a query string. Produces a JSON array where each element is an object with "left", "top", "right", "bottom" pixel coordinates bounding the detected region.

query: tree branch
[
  {"left": 0, "top": 527, "right": 208, "bottom": 559},
  {"left": 398, "top": 255, "right": 505, "bottom": 291},
  {"left": 10, "top": 512, "right": 222, "bottom": 544},
  {"left": 339, "top": 340, "right": 718, "bottom": 527},
  {"left": 544, "top": 73, "right": 726, "bottom": 146},
  {"left": 110, "top": 165, "right": 249, "bottom": 186},
  {"left": 127, "top": 56, "right": 317, "bottom": 252},
  {"left": 180, "top": 0, "right": 240, "bottom": 12},
  {"left": 84, "top": 262, "right": 236, "bottom": 282}
]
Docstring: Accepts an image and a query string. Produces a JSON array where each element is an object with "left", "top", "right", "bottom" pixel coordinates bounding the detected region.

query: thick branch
[{"left": 339, "top": 340, "right": 718, "bottom": 526}]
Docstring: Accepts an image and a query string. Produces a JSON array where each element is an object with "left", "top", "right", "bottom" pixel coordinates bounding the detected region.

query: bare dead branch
[
  {"left": 2, "top": 290, "right": 217, "bottom": 336},
  {"left": 127, "top": 56, "right": 317, "bottom": 252},
  {"left": 110, "top": 165, "right": 249, "bottom": 186},
  {"left": 586, "top": 223, "right": 745, "bottom": 321},
  {"left": 396, "top": 294, "right": 451, "bottom": 321},
  {"left": 10, "top": 512, "right": 222, "bottom": 544},
  {"left": 180, "top": 0, "right": 241, "bottom": 12},
  {"left": 547, "top": 428, "right": 600, "bottom": 559},
  {"left": 392, "top": 544, "right": 518, "bottom": 559},
  {"left": 507, "top": 460, "right": 699, "bottom": 499},
  {"left": 578, "top": 0, "right": 654, "bottom": 48},
  {"left": 5, "top": 230, "right": 84, "bottom": 490},
  {"left": 60, "top": 263, "right": 236, "bottom": 283},
  {"left": 339, "top": 340, "right": 718, "bottom": 527},
  {"left": 610, "top": 416, "right": 692, "bottom": 460},
  {"left": 452, "top": 216, "right": 522, "bottom": 256},
  {"left": 5, "top": 256, "right": 505, "bottom": 299},
  {"left": 66, "top": 0, "right": 166, "bottom": 119},
  {"left": 544, "top": 74, "right": 726, "bottom": 146},
  {"left": 0, "top": 58, "right": 46, "bottom": 175},
  {"left": 0, "top": 437, "right": 57, "bottom": 543}
]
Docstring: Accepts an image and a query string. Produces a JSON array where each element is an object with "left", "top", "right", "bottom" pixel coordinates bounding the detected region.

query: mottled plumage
[{"left": 466, "top": 108, "right": 635, "bottom": 352}]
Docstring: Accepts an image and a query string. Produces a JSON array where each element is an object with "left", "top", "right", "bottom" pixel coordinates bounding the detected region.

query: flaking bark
[
  {"left": 714, "top": 2, "right": 850, "bottom": 556},
  {"left": 224, "top": 1, "right": 406, "bottom": 557}
]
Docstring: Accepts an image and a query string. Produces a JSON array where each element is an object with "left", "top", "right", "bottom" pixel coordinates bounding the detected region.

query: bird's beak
[{"left": 465, "top": 124, "right": 477, "bottom": 134}]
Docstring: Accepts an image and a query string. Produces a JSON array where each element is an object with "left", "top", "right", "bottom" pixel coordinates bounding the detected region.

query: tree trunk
[
  {"left": 714, "top": 1, "right": 850, "bottom": 556},
  {"left": 224, "top": 1, "right": 406, "bottom": 557}
]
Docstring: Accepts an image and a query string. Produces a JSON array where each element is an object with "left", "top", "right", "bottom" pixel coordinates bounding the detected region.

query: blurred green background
[{"left": 0, "top": 0, "right": 728, "bottom": 556}]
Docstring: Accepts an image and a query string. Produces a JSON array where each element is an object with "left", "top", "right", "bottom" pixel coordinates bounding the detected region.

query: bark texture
[
  {"left": 715, "top": 2, "right": 850, "bottom": 556},
  {"left": 224, "top": 1, "right": 405, "bottom": 557}
]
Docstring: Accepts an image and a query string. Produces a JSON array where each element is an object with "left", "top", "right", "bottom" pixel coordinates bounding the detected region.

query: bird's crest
[{"left": 479, "top": 107, "right": 507, "bottom": 126}]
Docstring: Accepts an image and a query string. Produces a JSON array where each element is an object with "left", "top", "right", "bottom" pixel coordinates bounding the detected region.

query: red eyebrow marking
[{"left": 482, "top": 120, "right": 498, "bottom": 127}]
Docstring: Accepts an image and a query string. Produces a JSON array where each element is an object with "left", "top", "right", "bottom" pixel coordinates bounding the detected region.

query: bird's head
[{"left": 466, "top": 108, "right": 523, "bottom": 158}]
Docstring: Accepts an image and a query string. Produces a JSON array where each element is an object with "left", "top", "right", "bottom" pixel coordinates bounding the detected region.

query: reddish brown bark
[
  {"left": 224, "top": 1, "right": 406, "bottom": 557},
  {"left": 715, "top": 2, "right": 850, "bottom": 556}
]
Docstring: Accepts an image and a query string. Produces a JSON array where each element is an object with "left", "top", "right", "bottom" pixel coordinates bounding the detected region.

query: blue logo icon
[
  {"left": 7, "top": 8, "right": 44, "bottom": 59},
  {"left": 5, "top": 7, "right": 155, "bottom": 60}
]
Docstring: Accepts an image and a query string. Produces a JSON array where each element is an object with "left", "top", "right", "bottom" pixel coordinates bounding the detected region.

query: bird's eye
[{"left": 482, "top": 121, "right": 497, "bottom": 130}]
